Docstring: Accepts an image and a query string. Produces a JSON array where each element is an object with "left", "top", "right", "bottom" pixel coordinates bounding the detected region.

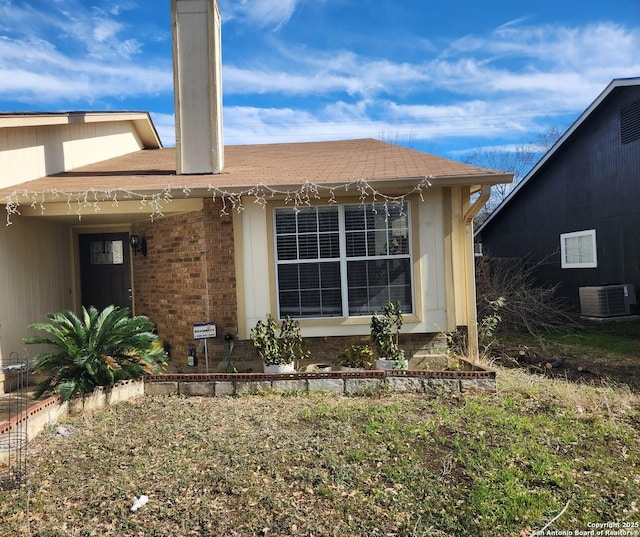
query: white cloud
[
  {"left": 0, "top": 35, "right": 171, "bottom": 103},
  {"left": 0, "top": 1, "right": 31, "bottom": 23},
  {"left": 92, "top": 17, "right": 123, "bottom": 42},
  {"left": 220, "top": 0, "right": 300, "bottom": 29},
  {"left": 224, "top": 45, "right": 431, "bottom": 100},
  {"left": 224, "top": 64, "right": 367, "bottom": 96},
  {"left": 0, "top": 1, "right": 144, "bottom": 60},
  {"left": 1, "top": 0, "right": 638, "bottom": 155},
  {"left": 439, "top": 22, "right": 640, "bottom": 101},
  {"left": 0, "top": 2, "right": 170, "bottom": 105},
  {"left": 224, "top": 20, "right": 639, "bottom": 105},
  {"left": 58, "top": 6, "right": 143, "bottom": 60},
  {"left": 219, "top": 19, "right": 640, "bottom": 146},
  {"left": 221, "top": 97, "right": 535, "bottom": 146},
  {"left": 223, "top": 104, "right": 379, "bottom": 145}
]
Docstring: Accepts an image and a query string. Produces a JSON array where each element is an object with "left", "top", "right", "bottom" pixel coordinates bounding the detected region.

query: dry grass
[
  {"left": 1, "top": 373, "right": 639, "bottom": 537},
  {"left": 484, "top": 320, "right": 640, "bottom": 391},
  {"left": 496, "top": 364, "right": 638, "bottom": 418}
]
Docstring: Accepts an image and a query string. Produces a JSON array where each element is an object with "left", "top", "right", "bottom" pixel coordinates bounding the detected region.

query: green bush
[
  {"left": 25, "top": 305, "right": 168, "bottom": 401},
  {"left": 334, "top": 344, "right": 374, "bottom": 369},
  {"left": 250, "top": 313, "right": 309, "bottom": 366},
  {"left": 370, "top": 302, "right": 406, "bottom": 366}
]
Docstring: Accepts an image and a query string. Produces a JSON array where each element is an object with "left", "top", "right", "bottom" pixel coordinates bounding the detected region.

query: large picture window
[
  {"left": 560, "top": 229, "right": 597, "bottom": 268},
  {"left": 275, "top": 203, "right": 413, "bottom": 318}
]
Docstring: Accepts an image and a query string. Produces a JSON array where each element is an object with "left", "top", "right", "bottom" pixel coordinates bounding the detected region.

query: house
[
  {"left": 475, "top": 77, "right": 640, "bottom": 313},
  {"left": 0, "top": 0, "right": 511, "bottom": 389}
]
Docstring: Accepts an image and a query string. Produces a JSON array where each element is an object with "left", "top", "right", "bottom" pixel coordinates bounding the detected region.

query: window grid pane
[
  {"left": 560, "top": 229, "right": 597, "bottom": 268},
  {"left": 347, "top": 259, "right": 412, "bottom": 315},
  {"left": 277, "top": 261, "right": 342, "bottom": 317}
]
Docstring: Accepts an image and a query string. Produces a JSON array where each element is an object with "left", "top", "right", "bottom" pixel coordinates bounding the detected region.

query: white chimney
[{"left": 171, "top": 0, "right": 224, "bottom": 174}]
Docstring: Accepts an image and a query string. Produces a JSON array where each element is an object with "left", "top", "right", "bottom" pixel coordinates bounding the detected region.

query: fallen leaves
[{"left": 0, "top": 391, "right": 636, "bottom": 536}]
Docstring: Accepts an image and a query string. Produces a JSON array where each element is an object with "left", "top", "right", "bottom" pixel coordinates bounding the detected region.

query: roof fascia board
[
  {"left": 475, "top": 77, "right": 640, "bottom": 235},
  {"left": 0, "top": 111, "right": 146, "bottom": 127},
  {"left": 197, "top": 174, "right": 514, "bottom": 194},
  {"left": 1, "top": 172, "right": 515, "bottom": 203},
  {"left": 428, "top": 173, "right": 513, "bottom": 187}
]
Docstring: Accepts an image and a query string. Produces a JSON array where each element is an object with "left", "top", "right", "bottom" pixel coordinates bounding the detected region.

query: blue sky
[{"left": 0, "top": 0, "right": 639, "bottom": 160}]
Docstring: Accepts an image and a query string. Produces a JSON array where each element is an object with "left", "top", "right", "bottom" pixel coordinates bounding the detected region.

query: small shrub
[
  {"left": 25, "top": 305, "right": 168, "bottom": 401},
  {"left": 370, "top": 302, "right": 407, "bottom": 367},
  {"left": 334, "top": 344, "right": 374, "bottom": 369},
  {"left": 250, "top": 314, "right": 309, "bottom": 366}
]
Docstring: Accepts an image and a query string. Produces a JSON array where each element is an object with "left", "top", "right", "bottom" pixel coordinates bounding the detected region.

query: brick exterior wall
[
  {"left": 185, "top": 333, "right": 449, "bottom": 374},
  {"left": 131, "top": 199, "right": 237, "bottom": 371}
]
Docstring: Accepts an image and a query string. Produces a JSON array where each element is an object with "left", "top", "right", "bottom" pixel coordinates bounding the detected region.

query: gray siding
[{"left": 477, "top": 86, "right": 640, "bottom": 304}]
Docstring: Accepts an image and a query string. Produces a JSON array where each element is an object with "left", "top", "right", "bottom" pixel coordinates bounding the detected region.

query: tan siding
[
  {"left": 417, "top": 188, "right": 449, "bottom": 330},
  {"left": 173, "top": 0, "right": 224, "bottom": 174},
  {"left": 237, "top": 191, "right": 450, "bottom": 339},
  {"left": 0, "top": 219, "right": 73, "bottom": 368},
  {"left": 444, "top": 185, "right": 477, "bottom": 335},
  {"left": 0, "top": 121, "right": 144, "bottom": 189}
]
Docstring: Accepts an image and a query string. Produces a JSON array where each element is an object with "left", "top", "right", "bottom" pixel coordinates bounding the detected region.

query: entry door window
[{"left": 90, "top": 240, "right": 124, "bottom": 265}]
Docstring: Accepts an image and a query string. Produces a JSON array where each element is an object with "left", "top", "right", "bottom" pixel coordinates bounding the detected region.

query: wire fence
[{"left": 0, "top": 352, "right": 29, "bottom": 490}]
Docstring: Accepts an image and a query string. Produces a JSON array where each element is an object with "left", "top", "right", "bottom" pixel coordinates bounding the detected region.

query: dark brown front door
[{"left": 78, "top": 233, "right": 132, "bottom": 312}]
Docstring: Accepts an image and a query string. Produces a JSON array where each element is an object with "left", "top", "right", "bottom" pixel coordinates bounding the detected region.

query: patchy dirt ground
[{"left": 488, "top": 318, "right": 640, "bottom": 391}]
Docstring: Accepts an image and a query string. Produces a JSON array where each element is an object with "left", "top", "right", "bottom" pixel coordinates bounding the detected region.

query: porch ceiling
[{"left": 15, "top": 198, "right": 205, "bottom": 224}]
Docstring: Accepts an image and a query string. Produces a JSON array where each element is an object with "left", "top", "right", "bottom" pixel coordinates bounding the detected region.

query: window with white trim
[
  {"left": 560, "top": 229, "right": 597, "bottom": 268},
  {"left": 275, "top": 203, "right": 413, "bottom": 318}
]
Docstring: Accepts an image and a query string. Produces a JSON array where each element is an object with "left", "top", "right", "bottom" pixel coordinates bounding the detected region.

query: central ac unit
[{"left": 579, "top": 284, "right": 637, "bottom": 317}]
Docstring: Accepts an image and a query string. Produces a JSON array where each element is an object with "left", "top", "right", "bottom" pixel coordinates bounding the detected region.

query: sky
[{"left": 1, "top": 0, "right": 639, "bottom": 161}]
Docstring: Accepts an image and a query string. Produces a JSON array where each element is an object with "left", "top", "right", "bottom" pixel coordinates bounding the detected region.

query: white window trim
[
  {"left": 560, "top": 229, "right": 597, "bottom": 269},
  {"left": 273, "top": 203, "right": 414, "bottom": 319}
]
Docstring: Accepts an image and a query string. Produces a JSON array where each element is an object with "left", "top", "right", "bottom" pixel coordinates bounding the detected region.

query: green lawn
[{"left": 1, "top": 366, "right": 638, "bottom": 536}]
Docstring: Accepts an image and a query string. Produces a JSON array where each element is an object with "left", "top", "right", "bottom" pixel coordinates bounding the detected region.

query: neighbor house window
[
  {"left": 275, "top": 203, "right": 413, "bottom": 318},
  {"left": 560, "top": 229, "right": 597, "bottom": 268}
]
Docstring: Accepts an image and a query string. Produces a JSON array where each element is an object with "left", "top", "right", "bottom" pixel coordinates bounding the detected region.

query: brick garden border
[{"left": 145, "top": 358, "right": 496, "bottom": 397}]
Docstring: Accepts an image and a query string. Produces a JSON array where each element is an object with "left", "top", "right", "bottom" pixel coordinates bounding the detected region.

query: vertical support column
[
  {"left": 465, "top": 219, "right": 480, "bottom": 362},
  {"left": 463, "top": 184, "right": 491, "bottom": 362}
]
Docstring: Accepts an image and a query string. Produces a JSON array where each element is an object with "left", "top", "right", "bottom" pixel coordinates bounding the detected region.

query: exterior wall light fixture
[{"left": 130, "top": 234, "right": 147, "bottom": 257}]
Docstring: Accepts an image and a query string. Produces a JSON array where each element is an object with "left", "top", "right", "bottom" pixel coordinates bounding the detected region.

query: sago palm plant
[{"left": 25, "top": 305, "right": 168, "bottom": 401}]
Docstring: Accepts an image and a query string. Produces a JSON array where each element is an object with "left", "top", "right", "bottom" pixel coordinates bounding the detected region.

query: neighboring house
[
  {"left": 475, "top": 77, "right": 640, "bottom": 312},
  {"left": 0, "top": 0, "right": 511, "bottom": 388}
]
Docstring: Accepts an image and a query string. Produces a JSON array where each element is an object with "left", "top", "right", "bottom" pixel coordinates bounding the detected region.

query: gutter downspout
[{"left": 462, "top": 184, "right": 491, "bottom": 361}]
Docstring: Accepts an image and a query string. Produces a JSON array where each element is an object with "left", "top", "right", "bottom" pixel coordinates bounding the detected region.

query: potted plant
[
  {"left": 250, "top": 314, "right": 309, "bottom": 372},
  {"left": 333, "top": 344, "right": 374, "bottom": 371},
  {"left": 370, "top": 302, "right": 408, "bottom": 370}
]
